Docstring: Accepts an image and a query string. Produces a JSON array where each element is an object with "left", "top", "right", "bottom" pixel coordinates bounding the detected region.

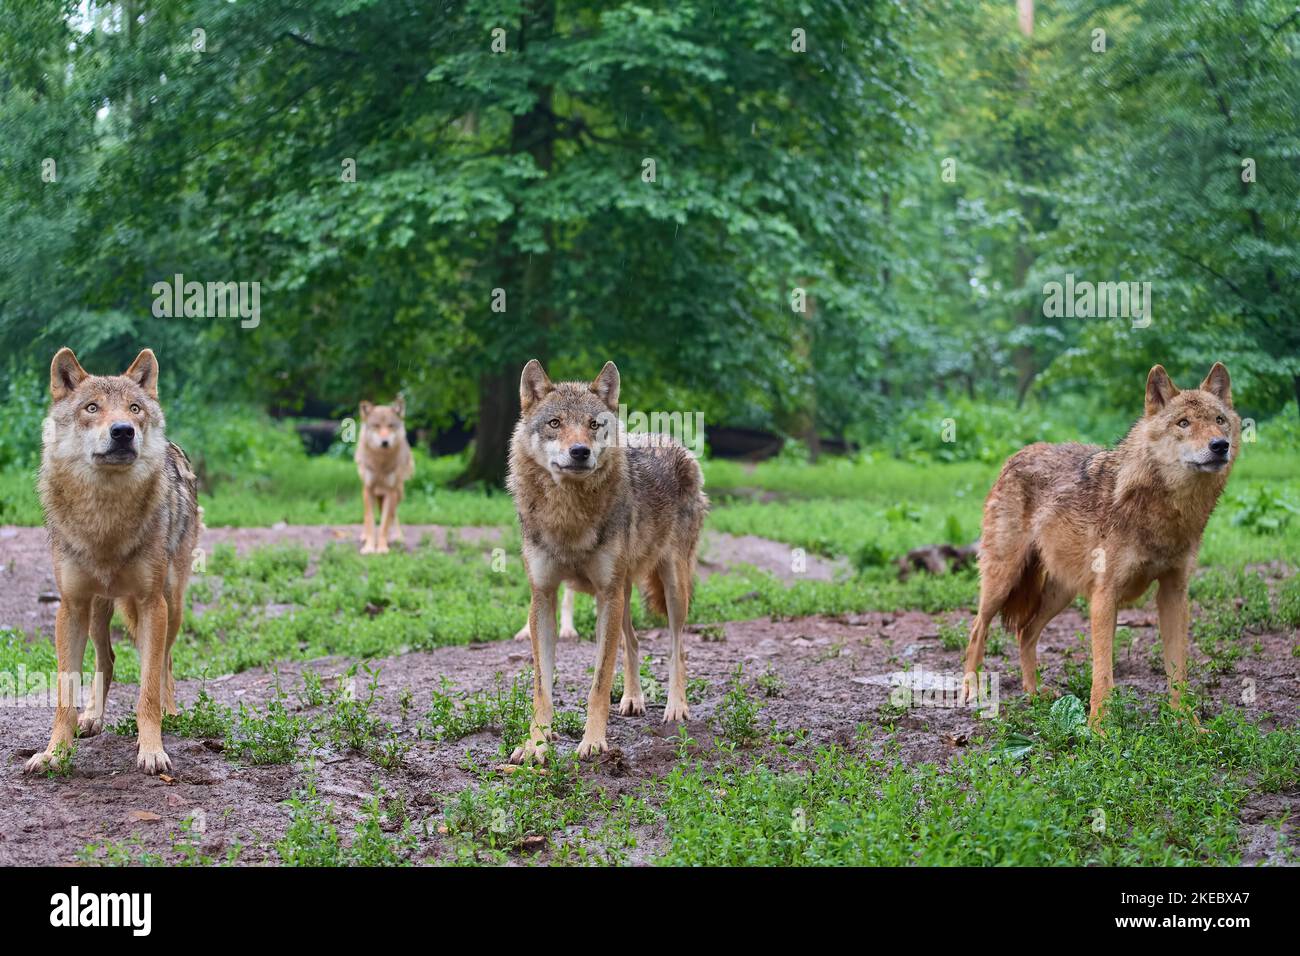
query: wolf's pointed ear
[
  {"left": 392, "top": 395, "right": 406, "bottom": 418},
  {"left": 123, "top": 349, "right": 159, "bottom": 398},
  {"left": 1199, "top": 362, "right": 1232, "bottom": 405},
  {"left": 590, "top": 361, "right": 620, "bottom": 412},
  {"left": 520, "top": 360, "right": 553, "bottom": 412},
  {"left": 50, "top": 348, "right": 88, "bottom": 400},
  {"left": 359, "top": 400, "right": 374, "bottom": 419},
  {"left": 1145, "top": 365, "right": 1179, "bottom": 416}
]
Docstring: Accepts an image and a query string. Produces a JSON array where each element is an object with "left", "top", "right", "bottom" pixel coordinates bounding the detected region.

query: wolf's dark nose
[
  {"left": 109, "top": 422, "right": 135, "bottom": 443},
  {"left": 380, "top": 439, "right": 390, "bottom": 448},
  {"left": 1209, "top": 438, "right": 1230, "bottom": 457},
  {"left": 569, "top": 444, "right": 591, "bottom": 462}
]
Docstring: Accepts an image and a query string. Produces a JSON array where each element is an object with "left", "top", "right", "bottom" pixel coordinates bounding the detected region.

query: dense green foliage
[{"left": 1, "top": 1, "right": 1296, "bottom": 483}]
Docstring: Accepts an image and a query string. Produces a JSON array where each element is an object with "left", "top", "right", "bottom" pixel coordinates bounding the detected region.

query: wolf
[
  {"left": 514, "top": 585, "right": 579, "bottom": 641},
  {"left": 355, "top": 397, "right": 414, "bottom": 554},
  {"left": 25, "top": 348, "right": 201, "bottom": 775},
  {"left": 961, "top": 363, "right": 1240, "bottom": 726},
  {"left": 506, "top": 360, "right": 708, "bottom": 763}
]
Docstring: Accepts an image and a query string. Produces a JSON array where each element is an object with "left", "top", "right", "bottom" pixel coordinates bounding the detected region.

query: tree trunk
[
  {"left": 455, "top": 364, "right": 520, "bottom": 487},
  {"left": 455, "top": 0, "right": 556, "bottom": 488}
]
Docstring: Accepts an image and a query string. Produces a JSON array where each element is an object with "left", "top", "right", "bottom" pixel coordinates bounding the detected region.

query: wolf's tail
[
  {"left": 641, "top": 569, "right": 668, "bottom": 617},
  {"left": 1000, "top": 547, "right": 1045, "bottom": 636},
  {"left": 116, "top": 598, "right": 139, "bottom": 642}
]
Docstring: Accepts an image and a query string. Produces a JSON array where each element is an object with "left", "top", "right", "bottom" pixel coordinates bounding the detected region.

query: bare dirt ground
[{"left": 0, "top": 524, "right": 1294, "bottom": 866}]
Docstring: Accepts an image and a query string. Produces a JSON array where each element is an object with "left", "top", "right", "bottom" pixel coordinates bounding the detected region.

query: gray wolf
[
  {"left": 961, "top": 363, "right": 1240, "bottom": 726},
  {"left": 355, "top": 397, "right": 414, "bottom": 553},
  {"left": 506, "top": 360, "right": 708, "bottom": 763},
  {"left": 26, "top": 348, "right": 201, "bottom": 775}
]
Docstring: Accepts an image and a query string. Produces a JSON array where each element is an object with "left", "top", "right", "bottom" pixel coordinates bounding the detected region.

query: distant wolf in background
[
  {"left": 355, "top": 397, "right": 414, "bottom": 554},
  {"left": 27, "top": 348, "right": 201, "bottom": 775},
  {"left": 507, "top": 360, "right": 708, "bottom": 763},
  {"left": 961, "top": 363, "right": 1240, "bottom": 726},
  {"left": 515, "top": 584, "right": 579, "bottom": 641}
]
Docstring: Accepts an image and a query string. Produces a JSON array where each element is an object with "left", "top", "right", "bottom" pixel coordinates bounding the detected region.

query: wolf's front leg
[
  {"left": 372, "top": 492, "right": 396, "bottom": 554},
  {"left": 1157, "top": 571, "right": 1192, "bottom": 714},
  {"left": 579, "top": 582, "right": 626, "bottom": 758},
  {"left": 360, "top": 486, "right": 377, "bottom": 552},
  {"left": 1087, "top": 587, "right": 1118, "bottom": 729},
  {"left": 134, "top": 594, "right": 172, "bottom": 774},
  {"left": 511, "top": 587, "right": 559, "bottom": 765},
  {"left": 24, "top": 599, "right": 91, "bottom": 774}
]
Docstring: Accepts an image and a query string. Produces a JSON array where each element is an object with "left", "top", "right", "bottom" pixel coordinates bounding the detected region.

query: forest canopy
[{"left": 1, "top": 0, "right": 1296, "bottom": 484}]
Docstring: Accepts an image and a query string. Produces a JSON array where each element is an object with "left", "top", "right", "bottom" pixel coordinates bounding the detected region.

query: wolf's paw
[
  {"left": 374, "top": 540, "right": 390, "bottom": 555},
  {"left": 959, "top": 671, "right": 980, "bottom": 706},
  {"left": 360, "top": 541, "right": 377, "bottom": 555},
  {"left": 662, "top": 699, "right": 689, "bottom": 724},
  {"left": 388, "top": 530, "right": 404, "bottom": 545},
  {"left": 618, "top": 693, "right": 645, "bottom": 717},
  {"left": 509, "top": 738, "right": 549, "bottom": 765},
  {"left": 23, "top": 749, "right": 67, "bottom": 775},
  {"left": 576, "top": 736, "right": 608, "bottom": 760},
  {"left": 77, "top": 715, "right": 104, "bottom": 737},
  {"left": 559, "top": 627, "right": 580, "bottom": 641},
  {"left": 137, "top": 747, "right": 172, "bottom": 775},
  {"left": 513, "top": 625, "right": 530, "bottom": 641}
]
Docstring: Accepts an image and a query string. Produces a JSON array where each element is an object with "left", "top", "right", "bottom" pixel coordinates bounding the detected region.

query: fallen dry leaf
[{"left": 128, "top": 810, "right": 161, "bottom": 823}]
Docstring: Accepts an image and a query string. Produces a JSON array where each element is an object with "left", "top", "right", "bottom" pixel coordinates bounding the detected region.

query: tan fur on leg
[
  {"left": 617, "top": 580, "right": 644, "bottom": 716},
  {"left": 511, "top": 587, "right": 558, "bottom": 764},
  {"left": 579, "top": 582, "right": 625, "bottom": 757},
  {"left": 135, "top": 594, "right": 172, "bottom": 774},
  {"left": 1088, "top": 587, "right": 1118, "bottom": 728},
  {"left": 25, "top": 599, "right": 91, "bottom": 773}
]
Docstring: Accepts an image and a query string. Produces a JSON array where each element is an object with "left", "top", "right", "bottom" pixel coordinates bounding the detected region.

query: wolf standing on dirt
[
  {"left": 26, "top": 348, "right": 201, "bottom": 775},
  {"left": 962, "top": 363, "right": 1240, "bottom": 726},
  {"left": 507, "top": 360, "right": 708, "bottom": 763},
  {"left": 355, "top": 397, "right": 414, "bottom": 554}
]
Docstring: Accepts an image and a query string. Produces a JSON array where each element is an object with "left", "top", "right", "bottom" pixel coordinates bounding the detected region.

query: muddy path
[{"left": 2, "top": 596, "right": 1295, "bottom": 866}]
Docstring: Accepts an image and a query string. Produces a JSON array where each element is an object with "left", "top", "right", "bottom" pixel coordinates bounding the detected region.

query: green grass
[{"left": 656, "top": 698, "right": 1299, "bottom": 866}]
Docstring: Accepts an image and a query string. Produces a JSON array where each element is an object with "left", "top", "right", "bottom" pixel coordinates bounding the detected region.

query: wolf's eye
[
  {"left": 547, "top": 418, "right": 561, "bottom": 429},
  {"left": 130, "top": 403, "right": 141, "bottom": 415},
  {"left": 589, "top": 420, "right": 600, "bottom": 430},
  {"left": 84, "top": 403, "right": 98, "bottom": 414},
  {"left": 1177, "top": 419, "right": 1190, "bottom": 428},
  {"left": 1216, "top": 416, "right": 1225, "bottom": 425}
]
